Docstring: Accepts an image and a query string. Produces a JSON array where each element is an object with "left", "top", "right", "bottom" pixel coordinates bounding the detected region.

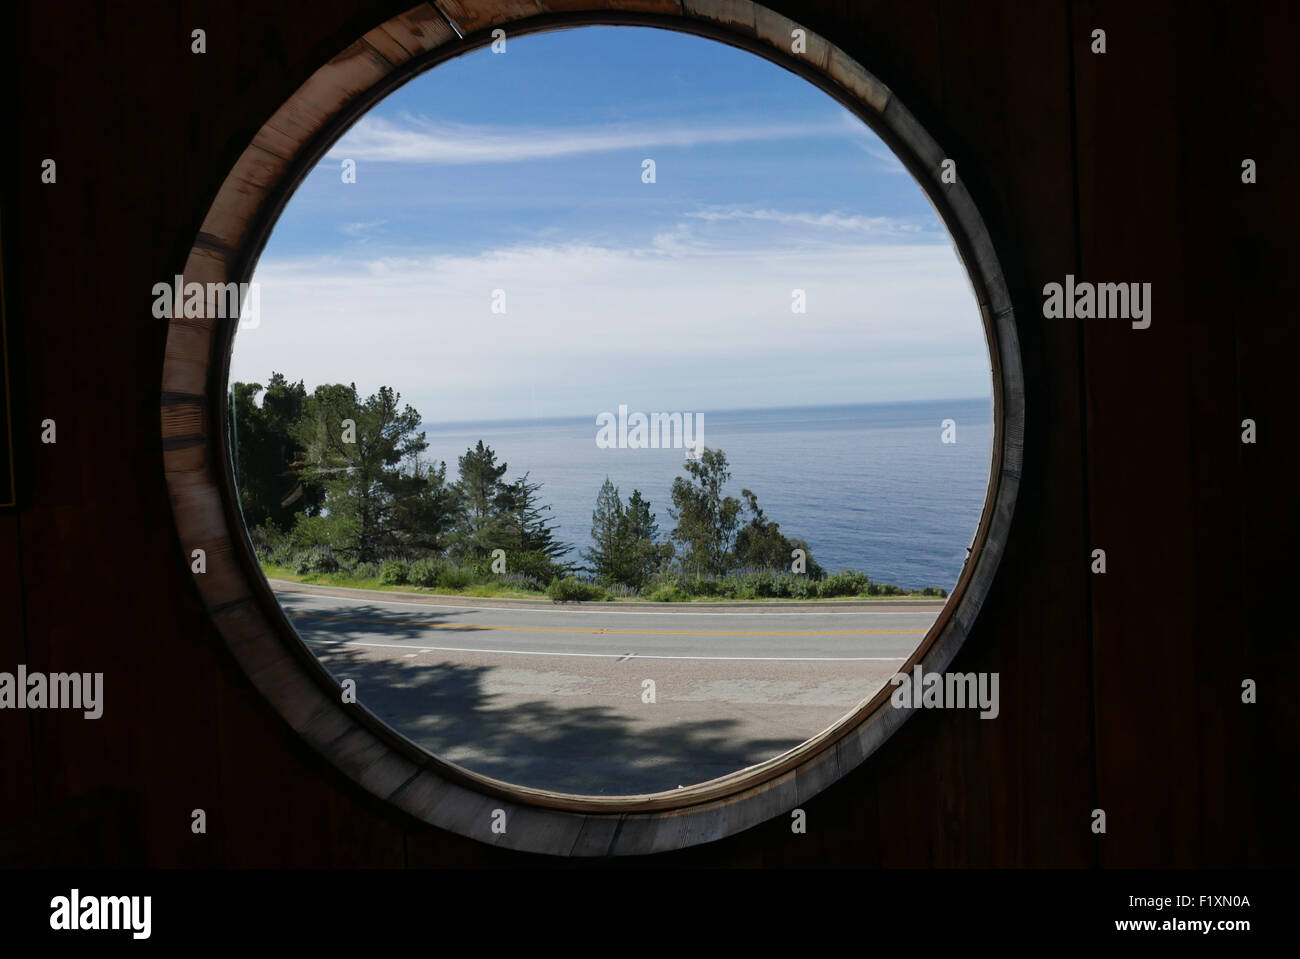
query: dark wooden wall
[{"left": 3, "top": 0, "right": 1294, "bottom": 867}]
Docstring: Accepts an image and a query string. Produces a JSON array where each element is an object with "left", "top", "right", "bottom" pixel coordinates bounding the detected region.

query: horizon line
[{"left": 414, "top": 395, "right": 992, "bottom": 430}]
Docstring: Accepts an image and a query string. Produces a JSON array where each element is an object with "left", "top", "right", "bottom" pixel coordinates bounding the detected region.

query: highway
[{"left": 274, "top": 583, "right": 941, "bottom": 796}]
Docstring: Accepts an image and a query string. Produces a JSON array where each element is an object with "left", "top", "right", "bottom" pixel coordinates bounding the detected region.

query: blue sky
[{"left": 234, "top": 25, "right": 990, "bottom": 423}]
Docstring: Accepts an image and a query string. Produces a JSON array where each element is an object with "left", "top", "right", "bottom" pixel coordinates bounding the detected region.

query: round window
[{"left": 162, "top": 2, "right": 1021, "bottom": 855}]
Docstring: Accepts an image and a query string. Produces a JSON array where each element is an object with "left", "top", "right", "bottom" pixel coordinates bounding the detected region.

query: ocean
[{"left": 419, "top": 398, "right": 993, "bottom": 590}]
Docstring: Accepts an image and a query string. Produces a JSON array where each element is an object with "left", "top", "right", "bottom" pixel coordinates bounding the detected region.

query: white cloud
[
  {"left": 856, "top": 143, "right": 908, "bottom": 175},
  {"left": 834, "top": 107, "right": 908, "bottom": 174},
  {"left": 683, "top": 207, "right": 938, "bottom": 238},
  {"left": 340, "top": 219, "right": 387, "bottom": 236},
  {"left": 324, "top": 114, "right": 850, "bottom": 165},
  {"left": 235, "top": 238, "right": 987, "bottom": 422}
]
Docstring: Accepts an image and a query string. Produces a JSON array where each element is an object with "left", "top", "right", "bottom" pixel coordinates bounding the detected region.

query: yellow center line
[{"left": 289, "top": 612, "right": 924, "bottom": 637}]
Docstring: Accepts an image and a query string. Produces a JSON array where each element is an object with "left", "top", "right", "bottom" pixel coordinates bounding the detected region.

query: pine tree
[
  {"left": 622, "top": 489, "right": 658, "bottom": 542},
  {"left": 391, "top": 457, "right": 458, "bottom": 555},
  {"left": 289, "top": 382, "right": 429, "bottom": 564},
  {"left": 585, "top": 477, "right": 624, "bottom": 581},
  {"left": 614, "top": 489, "right": 670, "bottom": 588},
  {"left": 500, "top": 472, "right": 572, "bottom": 567},
  {"left": 230, "top": 372, "right": 322, "bottom": 530},
  {"left": 451, "top": 441, "right": 511, "bottom": 560}
]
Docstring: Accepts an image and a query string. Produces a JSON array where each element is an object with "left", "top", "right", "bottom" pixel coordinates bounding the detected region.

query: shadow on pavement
[{"left": 310, "top": 643, "right": 804, "bottom": 797}]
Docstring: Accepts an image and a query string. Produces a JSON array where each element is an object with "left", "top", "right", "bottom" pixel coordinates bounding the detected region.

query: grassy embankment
[{"left": 261, "top": 563, "right": 948, "bottom": 603}]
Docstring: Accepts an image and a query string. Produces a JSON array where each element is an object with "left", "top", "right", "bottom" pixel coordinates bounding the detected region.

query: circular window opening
[
  {"left": 164, "top": 3, "right": 1021, "bottom": 855},
  {"left": 233, "top": 23, "right": 992, "bottom": 796}
]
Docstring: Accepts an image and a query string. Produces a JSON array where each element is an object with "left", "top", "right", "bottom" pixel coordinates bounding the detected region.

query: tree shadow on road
[
  {"left": 310, "top": 643, "right": 806, "bottom": 797},
  {"left": 277, "top": 599, "right": 488, "bottom": 646}
]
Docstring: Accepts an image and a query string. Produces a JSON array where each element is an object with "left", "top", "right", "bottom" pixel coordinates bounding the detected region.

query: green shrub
[
  {"left": 735, "top": 570, "right": 797, "bottom": 598},
  {"left": 505, "top": 550, "right": 564, "bottom": 583},
  {"left": 249, "top": 521, "right": 294, "bottom": 565},
  {"left": 498, "top": 571, "right": 547, "bottom": 592},
  {"left": 733, "top": 570, "right": 770, "bottom": 597},
  {"left": 815, "top": 570, "right": 871, "bottom": 598},
  {"left": 546, "top": 577, "right": 608, "bottom": 602},
  {"left": 352, "top": 561, "right": 380, "bottom": 581},
  {"left": 408, "top": 559, "right": 444, "bottom": 587},
  {"left": 293, "top": 546, "right": 339, "bottom": 575},
  {"left": 286, "top": 514, "right": 341, "bottom": 552},
  {"left": 379, "top": 560, "right": 410, "bottom": 585},
  {"left": 437, "top": 565, "right": 476, "bottom": 590},
  {"left": 664, "top": 568, "right": 881, "bottom": 600},
  {"left": 681, "top": 577, "right": 740, "bottom": 599},
  {"left": 788, "top": 575, "right": 817, "bottom": 599},
  {"left": 646, "top": 583, "right": 689, "bottom": 602}
]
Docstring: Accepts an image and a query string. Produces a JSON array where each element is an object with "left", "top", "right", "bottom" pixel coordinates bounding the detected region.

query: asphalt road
[{"left": 275, "top": 585, "right": 941, "bottom": 796}]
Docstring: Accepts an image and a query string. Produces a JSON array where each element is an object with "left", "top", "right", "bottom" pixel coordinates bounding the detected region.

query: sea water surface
[{"left": 420, "top": 398, "right": 993, "bottom": 590}]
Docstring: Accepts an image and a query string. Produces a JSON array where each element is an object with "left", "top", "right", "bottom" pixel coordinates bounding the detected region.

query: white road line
[
  {"left": 277, "top": 591, "right": 941, "bottom": 619},
  {"left": 300, "top": 636, "right": 905, "bottom": 663}
]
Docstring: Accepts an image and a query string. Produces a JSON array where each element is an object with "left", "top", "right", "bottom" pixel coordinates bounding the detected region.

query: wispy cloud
[
  {"left": 341, "top": 219, "right": 387, "bottom": 237},
  {"left": 833, "top": 107, "right": 908, "bottom": 174},
  {"left": 644, "top": 206, "right": 947, "bottom": 255},
  {"left": 858, "top": 143, "right": 908, "bottom": 174},
  {"left": 324, "top": 114, "right": 849, "bottom": 165},
  {"left": 684, "top": 207, "right": 933, "bottom": 238}
]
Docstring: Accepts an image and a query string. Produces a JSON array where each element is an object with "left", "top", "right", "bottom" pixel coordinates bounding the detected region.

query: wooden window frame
[{"left": 159, "top": 0, "right": 1024, "bottom": 856}]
